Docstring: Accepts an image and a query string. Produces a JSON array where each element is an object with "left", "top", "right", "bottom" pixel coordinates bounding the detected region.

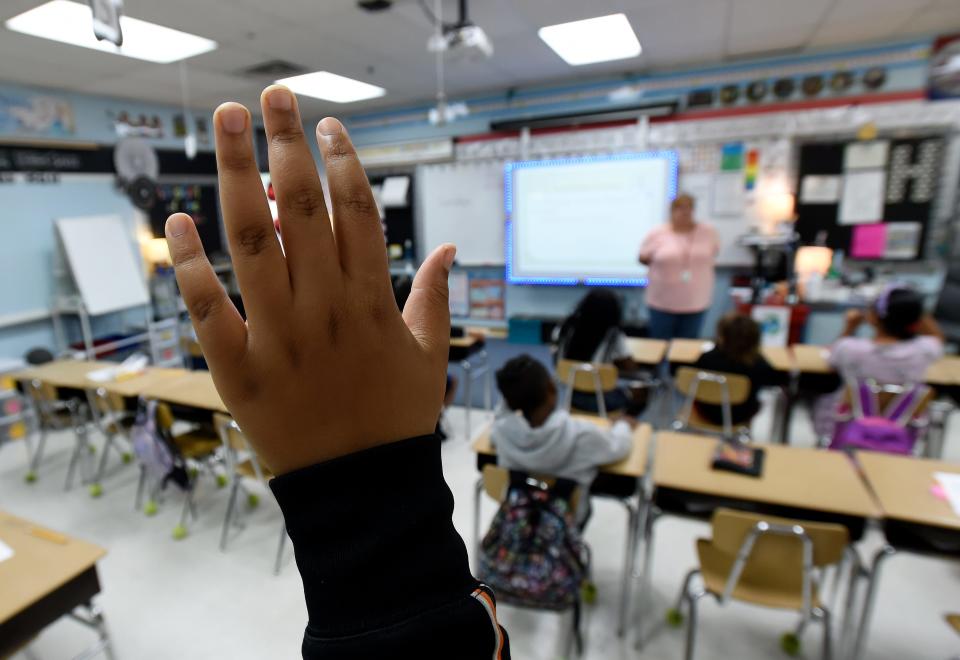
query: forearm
[
  {"left": 916, "top": 315, "right": 944, "bottom": 341},
  {"left": 270, "top": 435, "right": 508, "bottom": 659}
]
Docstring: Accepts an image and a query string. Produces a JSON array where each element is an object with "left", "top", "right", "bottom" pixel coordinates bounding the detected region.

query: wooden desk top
[
  {"left": 790, "top": 344, "right": 833, "bottom": 374},
  {"left": 473, "top": 416, "right": 652, "bottom": 478},
  {"left": 857, "top": 451, "right": 960, "bottom": 531},
  {"left": 667, "top": 340, "right": 713, "bottom": 364},
  {"left": 139, "top": 370, "right": 227, "bottom": 413},
  {"left": 0, "top": 510, "right": 105, "bottom": 624},
  {"left": 653, "top": 431, "right": 880, "bottom": 518},
  {"left": 12, "top": 360, "right": 113, "bottom": 390},
  {"left": 449, "top": 336, "right": 481, "bottom": 349},
  {"left": 761, "top": 346, "right": 795, "bottom": 372},
  {"left": 924, "top": 356, "right": 960, "bottom": 387},
  {"left": 625, "top": 338, "right": 668, "bottom": 365},
  {"left": 98, "top": 367, "right": 191, "bottom": 398}
]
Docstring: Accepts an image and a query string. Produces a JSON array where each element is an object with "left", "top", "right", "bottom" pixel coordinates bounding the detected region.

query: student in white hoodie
[{"left": 491, "top": 355, "right": 635, "bottom": 525}]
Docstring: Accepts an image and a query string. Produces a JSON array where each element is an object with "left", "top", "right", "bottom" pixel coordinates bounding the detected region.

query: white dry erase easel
[{"left": 51, "top": 215, "right": 182, "bottom": 366}]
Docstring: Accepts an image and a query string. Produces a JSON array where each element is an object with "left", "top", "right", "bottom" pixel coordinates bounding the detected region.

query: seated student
[
  {"left": 167, "top": 89, "right": 509, "bottom": 658},
  {"left": 693, "top": 312, "right": 787, "bottom": 427},
  {"left": 813, "top": 285, "right": 944, "bottom": 438},
  {"left": 491, "top": 355, "right": 634, "bottom": 525},
  {"left": 554, "top": 289, "right": 648, "bottom": 415}
]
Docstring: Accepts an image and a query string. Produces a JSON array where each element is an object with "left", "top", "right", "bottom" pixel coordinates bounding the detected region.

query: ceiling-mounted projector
[{"left": 428, "top": 23, "right": 492, "bottom": 59}]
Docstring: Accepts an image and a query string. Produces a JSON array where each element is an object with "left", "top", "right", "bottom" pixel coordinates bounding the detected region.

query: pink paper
[{"left": 851, "top": 224, "right": 887, "bottom": 259}]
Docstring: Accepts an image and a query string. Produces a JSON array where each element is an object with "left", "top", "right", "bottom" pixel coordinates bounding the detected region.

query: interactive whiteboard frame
[{"left": 504, "top": 151, "right": 678, "bottom": 286}]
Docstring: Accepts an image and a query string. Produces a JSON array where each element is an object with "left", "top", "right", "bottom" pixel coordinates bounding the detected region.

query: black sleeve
[
  {"left": 270, "top": 435, "right": 510, "bottom": 660},
  {"left": 754, "top": 356, "right": 789, "bottom": 387}
]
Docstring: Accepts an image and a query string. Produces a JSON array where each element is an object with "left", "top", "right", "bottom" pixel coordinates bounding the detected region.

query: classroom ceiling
[{"left": 1, "top": 0, "right": 959, "bottom": 120}]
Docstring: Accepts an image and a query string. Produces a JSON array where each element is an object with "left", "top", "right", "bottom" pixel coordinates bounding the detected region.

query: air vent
[{"left": 240, "top": 60, "right": 306, "bottom": 78}]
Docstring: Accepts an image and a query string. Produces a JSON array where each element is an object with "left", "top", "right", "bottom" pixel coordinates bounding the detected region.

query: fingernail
[
  {"left": 317, "top": 117, "right": 341, "bottom": 138},
  {"left": 166, "top": 214, "right": 190, "bottom": 238},
  {"left": 267, "top": 87, "right": 292, "bottom": 111},
  {"left": 442, "top": 245, "right": 457, "bottom": 271},
  {"left": 218, "top": 104, "right": 246, "bottom": 134}
]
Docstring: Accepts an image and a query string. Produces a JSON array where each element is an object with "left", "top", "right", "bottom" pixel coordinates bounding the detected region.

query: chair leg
[
  {"left": 220, "top": 477, "right": 241, "bottom": 551},
  {"left": 274, "top": 523, "right": 288, "bottom": 575},
  {"left": 134, "top": 466, "right": 147, "bottom": 511},
  {"left": 819, "top": 607, "right": 833, "bottom": 660},
  {"left": 684, "top": 590, "right": 706, "bottom": 660},
  {"left": 29, "top": 428, "right": 48, "bottom": 474},
  {"left": 64, "top": 434, "right": 84, "bottom": 491},
  {"left": 473, "top": 477, "right": 483, "bottom": 563},
  {"left": 617, "top": 500, "right": 638, "bottom": 637}
]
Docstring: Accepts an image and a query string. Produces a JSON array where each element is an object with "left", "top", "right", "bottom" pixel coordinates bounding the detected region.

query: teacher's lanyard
[{"left": 679, "top": 226, "right": 697, "bottom": 283}]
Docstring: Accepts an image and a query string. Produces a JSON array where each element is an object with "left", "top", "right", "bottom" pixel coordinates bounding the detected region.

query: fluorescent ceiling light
[
  {"left": 538, "top": 13, "right": 641, "bottom": 66},
  {"left": 5, "top": 0, "right": 217, "bottom": 63},
  {"left": 276, "top": 71, "right": 386, "bottom": 103}
]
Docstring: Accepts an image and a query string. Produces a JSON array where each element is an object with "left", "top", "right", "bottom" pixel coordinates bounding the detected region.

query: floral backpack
[
  {"left": 829, "top": 378, "right": 930, "bottom": 455},
  {"left": 478, "top": 471, "right": 588, "bottom": 651}
]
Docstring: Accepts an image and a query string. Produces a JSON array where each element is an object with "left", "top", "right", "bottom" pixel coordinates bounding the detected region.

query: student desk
[
  {"left": 139, "top": 370, "right": 227, "bottom": 414},
  {"left": 472, "top": 418, "right": 652, "bottom": 637},
  {"left": 95, "top": 367, "right": 191, "bottom": 399},
  {"left": 639, "top": 431, "right": 880, "bottom": 644},
  {"left": 12, "top": 359, "right": 113, "bottom": 393},
  {"left": 0, "top": 510, "right": 112, "bottom": 658},
  {"left": 625, "top": 338, "right": 668, "bottom": 365},
  {"left": 449, "top": 336, "right": 491, "bottom": 441},
  {"left": 846, "top": 452, "right": 960, "bottom": 660}
]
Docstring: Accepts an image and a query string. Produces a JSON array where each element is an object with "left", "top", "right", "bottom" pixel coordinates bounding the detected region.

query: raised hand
[{"left": 165, "top": 85, "right": 455, "bottom": 475}]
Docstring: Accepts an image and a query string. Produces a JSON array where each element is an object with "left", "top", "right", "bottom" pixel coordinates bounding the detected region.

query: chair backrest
[
  {"left": 555, "top": 359, "right": 618, "bottom": 393},
  {"left": 674, "top": 367, "right": 751, "bottom": 405},
  {"left": 213, "top": 412, "right": 269, "bottom": 482},
  {"left": 710, "top": 508, "right": 848, "bottom": 569},
  {"left": 87, "top": 387, "right": 124, "bottom": 417},
  {"left": 839, "top": 380, "right": 934, "bottom": 422},
  {"left": 481, "top": 464, "right": 580, "bottom": 514},
  {"left": 155, "top": 401, "right": 175, "bottom": 433}
]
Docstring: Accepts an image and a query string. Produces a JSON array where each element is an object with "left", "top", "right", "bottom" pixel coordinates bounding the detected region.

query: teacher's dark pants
[{"left": 647, "top": 307, "right": 706, "bottom": 340}]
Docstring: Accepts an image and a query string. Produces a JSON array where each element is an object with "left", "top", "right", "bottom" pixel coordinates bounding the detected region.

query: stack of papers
[{"left": 934, "top": 472, "right": 960, "bottom": 517}]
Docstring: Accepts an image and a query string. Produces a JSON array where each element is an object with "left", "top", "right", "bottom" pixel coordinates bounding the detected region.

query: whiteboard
[
  {"left": 55, "top": 215, "right": 150, "bottom": 315},
  {"left": 507, "top": 152, "right": 676, "bottom": 284},
  {"left": 417, "top": 161, "right": 504, "bottom": 265}
]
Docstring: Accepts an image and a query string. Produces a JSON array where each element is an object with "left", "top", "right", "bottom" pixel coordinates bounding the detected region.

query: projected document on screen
[{"left": 506, "top": 152, "right": 677, "bottom": 285}]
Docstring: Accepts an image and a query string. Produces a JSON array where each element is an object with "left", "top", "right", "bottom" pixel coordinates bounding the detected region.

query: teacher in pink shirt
[{"left": 638, "top": 194, "right": 719, "bottom": 340}]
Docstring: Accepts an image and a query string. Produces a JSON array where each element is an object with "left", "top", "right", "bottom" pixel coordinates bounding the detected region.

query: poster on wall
[
  {"left": 469, "top": 278, "right": 505, "bottom": 320},
  {"left": 750, "top": 305, "right": 790, "bottom": 348},
  {"left": 929, "top": 34, "right": 960, "bottom": 100},
  {"left": 839, "top": 170, "right": 885, "bottom": 224},
  {"left": 0, "top": 91, "right": 75, "bottom": 136}
]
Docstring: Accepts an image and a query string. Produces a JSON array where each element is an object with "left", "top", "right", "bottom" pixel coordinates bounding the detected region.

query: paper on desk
[
  {"left": 934, "top": 472, "right": 960, "bottom": 517},
  {"left": 86, "top": 353, "right": 149, "bottom": 383},
  {"left": 0, "top": 539, "right": 13, "bottom": 563}
]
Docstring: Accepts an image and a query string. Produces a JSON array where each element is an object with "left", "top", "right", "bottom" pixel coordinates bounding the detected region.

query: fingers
[
  {"left": 213, "top": 102, "right": 291, "bottom": 327},
  {"left": 260, "top": 86, "right": 339, "bottom": 291},
  {"left": 403, "top": 244, "right": 456, "bottom": 361},
  {"left": 165, "top": 213, "right": 247, "bottom": 370},
  {"left": 315, "top": 117, "right": 389, "bottom": 281}
]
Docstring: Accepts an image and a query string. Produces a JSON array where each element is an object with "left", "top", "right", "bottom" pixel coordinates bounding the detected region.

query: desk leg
[
  {"left": 635, "top": 504, "right": 661, "bottom": 650},
  {"left": 482, "top": 351, "right": 492, "bottom": 412},
  {"left": 68, "top": 601, "right": 115, "bottom": 660},
  {"left": 850, "top": 545, "right": 895, "bottom": 660},
  {"left": 778, "top": 373, "right": 799, "bottom": 445},
  {"left": 473, "top": 476, "right": 484, "bottom": 566},
  {"left": 617, "top": 497, "right": 640, "bottom": 637}
]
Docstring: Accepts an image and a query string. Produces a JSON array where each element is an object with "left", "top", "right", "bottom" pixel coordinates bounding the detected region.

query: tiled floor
[{"left": 1, "top": 392, "right": 958, "bottom": 659}]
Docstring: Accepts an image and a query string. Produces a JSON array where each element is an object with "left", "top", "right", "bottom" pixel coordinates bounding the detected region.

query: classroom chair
[
  {"left": 668, "top": 508, "right": 849, "bottom": 660},
  {"left": 140, "top": 402, "right": 222, "bottom": 539},
  {"left": 673, "top": 367, "right": 752, "bottom": 441},
  {"left": 478, "top": 464, "right": 586, "bottom": 657},
  {"left": 85, "top": 386, "right": 135, "bottom": 497},
  {"left": 947, "top": 613, "right": 960, "bottom": 636},
  {"left": 22, "top": 378, "right": 92, "bottom": 489},
  {"left": 556, "top": 359, "right": 619, "bottom": 418},
  {"left": 214, "top": 413, "right": 288, "bottom": 575}
]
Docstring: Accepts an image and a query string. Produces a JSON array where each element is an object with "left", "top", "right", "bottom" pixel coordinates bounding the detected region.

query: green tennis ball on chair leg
[
  {"left": 216, "top": 474, "right": 228, "bottom": 488},
  {"left": 172, "top": 524, "right": 188, "bottom": 540},
  {"left": 780, "top": 632, "right": 801, "bottom": 656},
  {"left": 144, "top": 500, "right": 158, "bottom": 516},
  {"left": 247, "top": 493, "right": 260, "bottom": 508},
  {"left": 122, "top": 452, "right": 133, "bottom": 464},
  {"left": 25, "top": 471, "right": 37, "bottom": 483},
  {"left": 666, "top": 608, "right": 684, "bottom": 627},
  {"left": 89, "top": 483, "right": 103, "bottom": 498}
]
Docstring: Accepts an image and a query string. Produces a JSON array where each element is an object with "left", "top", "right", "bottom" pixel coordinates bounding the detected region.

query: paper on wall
[
  {"left": 712, "top": 172, "right": 745, "bottom": 217},
  {"left": 448, "top": 271, "right": 470, "bottom": 317},
  {"left": 750, "top": 305, "right": 790, "bottom": 348},
  {"left": 884, "top": 222, "right": 922, "bottom": 259},
  {"left": 678, "top": 172, "right": 713, "bottom": 214},
  {"left": 839, "top": 170, "right": 886, "bottom": 224},
  {"left": 800, "top": 175, "right": 842, "bottom": 203},
  {"left": 850, "top": 224, "right": 887, "bottom": 259},
  {"left": 843, "top": 141, "right": 889, "bottom": 170},
  {"left": 934, "top": 472, "right": 960, "bottom": 517},
  {"left": 381, "top": 176, "right": 410, "bottom": 208}
]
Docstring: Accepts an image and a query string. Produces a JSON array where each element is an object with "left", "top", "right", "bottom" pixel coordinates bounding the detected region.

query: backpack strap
[
  {"left": 849, "top": 378, "right": 878, "bottom": 419},
  {"left": 881, "top": 383, "right": 929, "bottom": 426}
]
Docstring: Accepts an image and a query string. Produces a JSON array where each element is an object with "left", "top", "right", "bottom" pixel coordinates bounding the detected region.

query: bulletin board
[{"left": 794, "top": 136, "right": 944, "bottom": 260}]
